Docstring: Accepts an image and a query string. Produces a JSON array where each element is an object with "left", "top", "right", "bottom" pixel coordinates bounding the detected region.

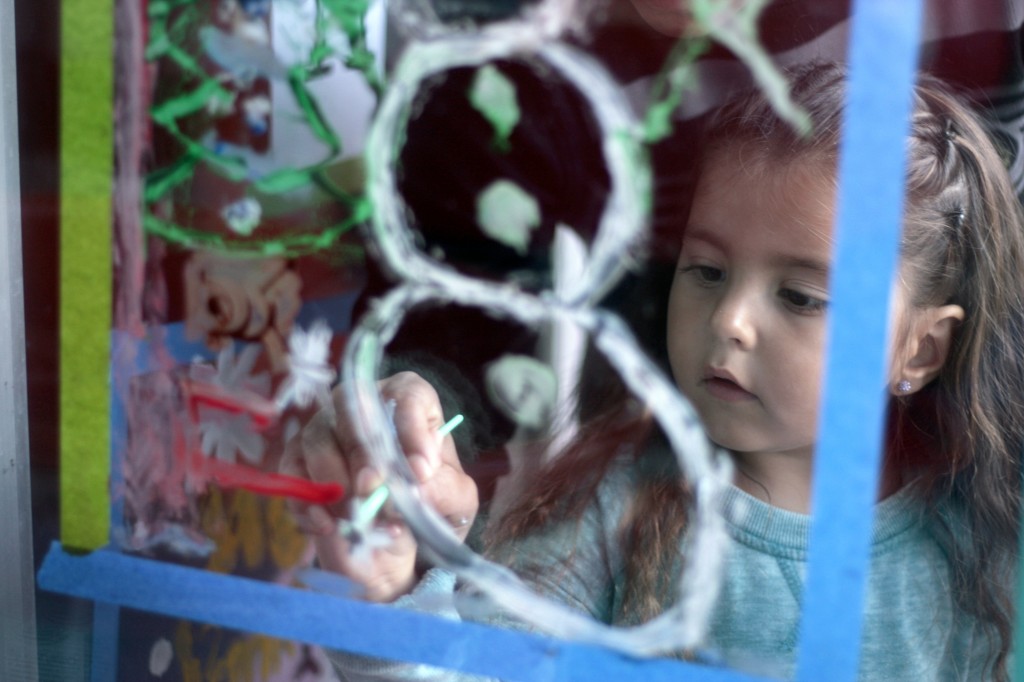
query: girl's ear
[{"left": 890, "top": 304, "right": 965, "bottom": 395}]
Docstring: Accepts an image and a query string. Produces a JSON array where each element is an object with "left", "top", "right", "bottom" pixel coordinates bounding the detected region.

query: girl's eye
[
  {"left": 779, "top": 288, "right": 828, "bottom": 314},
  {"left": 680, "top": 265, "right": 725, "bottom": 286}
]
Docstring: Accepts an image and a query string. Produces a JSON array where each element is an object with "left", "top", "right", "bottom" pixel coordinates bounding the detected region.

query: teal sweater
[
  {"left": 329, "top": 461, "right": 995, "bottom": 680},
  {"left": 709, "top": 484, "right": 991, "bottom": 679}
]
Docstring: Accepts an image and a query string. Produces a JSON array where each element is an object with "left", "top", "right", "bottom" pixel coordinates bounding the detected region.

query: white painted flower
[
  {"left": 340, "top": 520, "right": 393, "bottom": 569},
  {"left": 198, "top": 408, "right": 265, "bottom": 464},
  {"left": 205, "top": 89, "right": 236, "bottom": 118},
  {"left": 337, "top": 486, "right": 393, "bottom": 568},
  {"left": 199, "top": 25, "right": 287, "bottom": 82},
  {"left": 241, "top": 95, "right": 272, "bottom": 136},
  {"left": 189, "top": 344, "right": 273, "bottom": 463},
  {"left": 220, "top": 197, "right": 263, "bottom": 236},
  {"left": 190, "top": 343, "right": 270, "bottom": 395},
  {"left": 275, "top": 320, "right": 336, "bottom": 411}
]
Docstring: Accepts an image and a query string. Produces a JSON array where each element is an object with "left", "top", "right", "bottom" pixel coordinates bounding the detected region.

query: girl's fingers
[
  {"left": 285, "top": 370, "right": 480, "bottom": 597},
  {"left": 313, "top": 517, "right": 418, "bottom": 602},
  {"left": 279, "top": 437, "right": 317, "bottom": 525},
  {"left": 307, "top": 504, "right": 337, "bottom": 535},
  {"left": 288, "top": 504, "right": 337, "bottom": 536},
  {"left": 355, "top": 466, "right": 384, "bottom": 497},
  {"left": 311, "top": 527, "right": 349, "bottom": 575},
  {"left": 437, "top": 465, "right": 480, "bottom": 542},
  {"left": 383, "top": 372, "right": 446, "bottom": 472},
  {"left": 300, "top": 408, "right": 361, "bottom": 516},
  {"left": 332, "top": 371, "right": 452, "bottom": 480},
  {"left": 411, "top": 444, "right": 480, "bottom": 542},
  {"left": 407, "top": 454, "right": 432, "bottom": 483}
]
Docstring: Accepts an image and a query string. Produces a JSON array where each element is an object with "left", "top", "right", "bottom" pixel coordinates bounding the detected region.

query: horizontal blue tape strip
[
  {"left": 797, "top": 0, "right": 924, "bottom": 681},
  {"left": 38, "top": 542, "right": 771, "bottom": 682}
]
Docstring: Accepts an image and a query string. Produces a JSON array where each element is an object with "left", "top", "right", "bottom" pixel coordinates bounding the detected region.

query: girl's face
[{"left": 666, "top": 147, "right": 836, "bottom": 463}]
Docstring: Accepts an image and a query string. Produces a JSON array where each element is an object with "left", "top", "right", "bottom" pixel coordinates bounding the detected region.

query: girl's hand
[{"left": 280, "top": 371, "right": 479, "bottom": 602}]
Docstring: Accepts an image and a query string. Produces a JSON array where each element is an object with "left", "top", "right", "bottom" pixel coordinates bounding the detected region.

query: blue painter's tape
[
  {"left": 110, "top": 325, "right": 212, "bottom": 380},
  {"left": 38, "top": 543, "right": 770, "bottom": 682},
  {"left": 796, "top": 1, "right": 924, "bottom": 681},
  {"left": 294, "top": 566, "right": 363, "bottom": 598}
]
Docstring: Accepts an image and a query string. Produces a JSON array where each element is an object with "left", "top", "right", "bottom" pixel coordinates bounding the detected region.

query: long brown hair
[
  {"left": 892, "top": 72, "right": 1024, "bottom": 681},
  {"left": 490, "top": 62, "right": 1024, "bottom": 676}
]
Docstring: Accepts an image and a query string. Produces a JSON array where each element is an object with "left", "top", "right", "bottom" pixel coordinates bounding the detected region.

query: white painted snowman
[{"left": 341, "top": 0, "right": 733, "bottom": 656}]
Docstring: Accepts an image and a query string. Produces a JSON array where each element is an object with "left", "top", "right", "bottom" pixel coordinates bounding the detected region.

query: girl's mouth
[{"left": 701, "top": 373, "right": 757, "bottom": 402}]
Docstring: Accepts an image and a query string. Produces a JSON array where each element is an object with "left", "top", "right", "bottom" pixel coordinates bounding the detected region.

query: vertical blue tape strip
[
  {"left": 38, "top": 544, "right": 772, "bottom": 682},
  {"left": 796, "top": 1, "right": 923, "bottom": 681}
]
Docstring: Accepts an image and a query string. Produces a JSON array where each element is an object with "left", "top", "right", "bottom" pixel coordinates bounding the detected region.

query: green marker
[
  {"left": 354, "top": 484, "right": 390, "bottom": 526},
  {"left": 438, "top": 413, "right": 465, "bottom": 438},
  {"left": 352, "top": 411, "right": 464, "bottom": 522}
]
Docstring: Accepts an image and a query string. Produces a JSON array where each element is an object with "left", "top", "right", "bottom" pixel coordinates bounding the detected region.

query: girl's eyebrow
[
  {"left": 685, "top": 227, "right": 831, "bottom": 276},
  {"left": 774, "top": 255, "right": 830, "bottom": 277},
  {"left": 682, "top": 227, "right": 724, "bottom": 251}
]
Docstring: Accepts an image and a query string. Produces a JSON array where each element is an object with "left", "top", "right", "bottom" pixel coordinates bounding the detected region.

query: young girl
[{"left": 288, "top": 62, "right": 1024, "bottom": 680}]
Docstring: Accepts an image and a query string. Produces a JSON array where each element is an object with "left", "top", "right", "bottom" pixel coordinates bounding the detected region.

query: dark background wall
[{"left": 15, "top": 0, "right": 59, "bottom": 473}]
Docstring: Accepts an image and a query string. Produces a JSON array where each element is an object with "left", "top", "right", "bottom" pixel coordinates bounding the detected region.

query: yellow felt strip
[{"left": 60, "top": 0, "right": 113, "bottom": 550}]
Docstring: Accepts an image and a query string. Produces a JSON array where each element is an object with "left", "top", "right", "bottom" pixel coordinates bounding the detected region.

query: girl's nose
[{"left": 709, "top": 288, "right": 757, "bottom": 348}]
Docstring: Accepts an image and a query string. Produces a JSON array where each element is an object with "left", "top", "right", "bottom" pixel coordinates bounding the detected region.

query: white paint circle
[{"left": 148, "top": 637, "right": 173, "bottom": 677}]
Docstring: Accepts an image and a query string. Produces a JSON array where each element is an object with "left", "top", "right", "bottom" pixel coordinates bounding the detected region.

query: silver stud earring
[{"left": 896, "top": 379, "right": 912, "bottom": 394}]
